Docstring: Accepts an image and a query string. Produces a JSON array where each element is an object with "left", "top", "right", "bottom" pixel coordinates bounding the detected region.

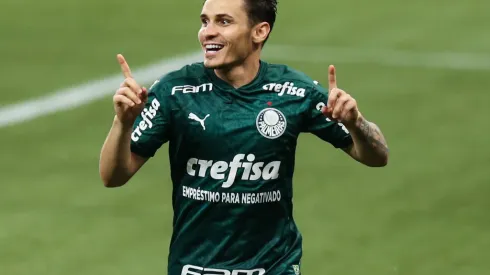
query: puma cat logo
[{"left": 188, "top": 113, "right": 210, "bottom": 130}]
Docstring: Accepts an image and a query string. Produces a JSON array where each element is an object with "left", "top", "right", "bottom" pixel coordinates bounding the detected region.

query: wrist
[
  {"left": 346, "top": 111, "right": 364, "bottom": 130},
  {"left": 113, "top": 115, "right": 134, "bottom": 131}
]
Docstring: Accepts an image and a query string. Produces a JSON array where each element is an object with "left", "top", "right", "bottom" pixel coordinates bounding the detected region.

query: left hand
[{"left": 321, "top": 65, "right": 361, "bottom": 128}]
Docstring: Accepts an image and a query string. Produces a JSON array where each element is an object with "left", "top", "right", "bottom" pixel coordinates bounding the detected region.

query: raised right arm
[{"left": 99, "top": 54, "right": 149, "bottom": 187}]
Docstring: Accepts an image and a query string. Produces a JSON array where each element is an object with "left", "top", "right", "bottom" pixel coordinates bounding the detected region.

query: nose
[{"left": 202, "top": 23, "right": 219, "bottom": 39}]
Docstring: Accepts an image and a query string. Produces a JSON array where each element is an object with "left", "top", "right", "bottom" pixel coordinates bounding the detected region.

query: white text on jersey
[
  {"left": 172, "top": 83, "right": 213, "bottom": 95},
  {"left": 186, "top": 154, "right": 281, "bottom": 188},
  {"left": 263, "top": 82, "right": 305, "bottom": 97},
  {"left": 182, "top": 264, "right": 265, "bottom": 275},
  {"left": 316, "top": 102, "right": 349, "bottom": 134},
  {"left": 131, "top": 98, "right": 161, "bottom": 142}
]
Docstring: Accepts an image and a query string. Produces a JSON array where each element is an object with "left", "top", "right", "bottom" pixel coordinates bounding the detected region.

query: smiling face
[{"left": 198, "top": 0, "right": 268, "bottom": 69}]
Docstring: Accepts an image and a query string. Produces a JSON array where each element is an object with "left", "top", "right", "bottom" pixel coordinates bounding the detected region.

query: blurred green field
[{"left": 1, "top": 0, "right": 489, "bottom": 274}]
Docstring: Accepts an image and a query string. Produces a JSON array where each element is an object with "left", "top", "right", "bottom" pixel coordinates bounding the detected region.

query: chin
[
  {"left": 203, "top": 60, "right": 220, "bottom": 69},
  {"left": 203, "top": 59, "right": 228, "bottom": 69}
]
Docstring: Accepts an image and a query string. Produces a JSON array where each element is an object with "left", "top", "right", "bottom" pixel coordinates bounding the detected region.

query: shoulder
[
  {"left": 148, "top": 62, "right": 209, "bottom": 97},
  {"left": 263, "top": 61, "right": 328, "bottom": 99}
]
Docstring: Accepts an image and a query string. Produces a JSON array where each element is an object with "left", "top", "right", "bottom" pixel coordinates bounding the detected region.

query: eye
[
  {"left": 201, "top": 18, "right": 209, "bottom": 26},
  {"left": 220, "top": 19, "right": 230, "bottom": 25}
]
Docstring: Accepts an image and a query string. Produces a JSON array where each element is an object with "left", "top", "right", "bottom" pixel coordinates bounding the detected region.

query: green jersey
[{"left": 130, "top": 60, "right": 353, "bottom": 275}]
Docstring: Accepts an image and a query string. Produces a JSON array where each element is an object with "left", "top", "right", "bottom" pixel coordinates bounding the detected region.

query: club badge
[{"left": 256, "top": 108, "right": 287, "bottom": 139}]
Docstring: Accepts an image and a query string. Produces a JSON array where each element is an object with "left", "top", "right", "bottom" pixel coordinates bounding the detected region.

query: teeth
[{"left": 205, "top": 44, "right": 223, "bottom": 50}]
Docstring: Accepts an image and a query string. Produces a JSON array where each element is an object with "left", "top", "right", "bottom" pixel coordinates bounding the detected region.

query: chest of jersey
[{"left": 170, "top": 87, "right": 306, "bottom": 158}]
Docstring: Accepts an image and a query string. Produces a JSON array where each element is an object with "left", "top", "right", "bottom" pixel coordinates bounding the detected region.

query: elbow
[
  {"left": 368, "top": 153, "right": 389, "bottom": 167},
  {"left": 359, "top": 152, "right": 388, "bottom": 167},
  {"left": 100, "top": 175, "right": 117, "bottom": 188},
  {"left": 351, "top": 146, "right": 389, "bottom": 167},
  {"left": 373, "top": 157, "right": 388, "bottom": 167},
  {"left": 99, "top": 160, "right": 130, "bottom": 188},
  {"left": 99, "top": 169, "right": 127, "bottom": 188},
  {"left": 101, "top": 178, "right": 127, "bottom": 188},
  {"left": 102, "top": 178, "right": 126, "bottom": 188},
  {"left": 370, "top": 145, "right": 389, "bottom": 167}
]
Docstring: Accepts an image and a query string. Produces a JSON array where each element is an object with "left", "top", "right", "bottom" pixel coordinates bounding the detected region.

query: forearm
[
  {"left": 99, "top": 116, "right": 135, "bottom": 187},
  {"left": 347, "top": 114, "right": 389, "bottom": 167}
]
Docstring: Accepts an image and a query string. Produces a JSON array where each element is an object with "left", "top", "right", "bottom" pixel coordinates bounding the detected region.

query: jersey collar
[{"left": 205, "top": 60, "right": 268, "bottom": 92}]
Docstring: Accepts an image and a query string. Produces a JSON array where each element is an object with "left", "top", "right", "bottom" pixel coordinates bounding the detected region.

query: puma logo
[{"left": 188, "top": 113, "right": 210, "bottom": 130}]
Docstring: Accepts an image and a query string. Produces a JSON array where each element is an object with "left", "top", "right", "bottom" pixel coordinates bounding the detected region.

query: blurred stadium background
[{"left": 1, "top": 0, "right": 489, "bottom": 274}]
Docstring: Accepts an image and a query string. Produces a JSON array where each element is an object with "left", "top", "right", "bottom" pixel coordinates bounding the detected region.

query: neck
[{"left": 214, "top": 52, "right": 261, "bottom": 89}]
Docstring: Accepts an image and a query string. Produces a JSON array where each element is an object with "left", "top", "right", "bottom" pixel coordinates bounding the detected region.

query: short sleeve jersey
[{"left": 130, "top": 60, "right": 353, "bottom": 275}]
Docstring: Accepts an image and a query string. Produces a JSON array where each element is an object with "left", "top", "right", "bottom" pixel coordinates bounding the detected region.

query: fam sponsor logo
[{"left": 172, "top": 83, "right": 213, "bottom": 95}]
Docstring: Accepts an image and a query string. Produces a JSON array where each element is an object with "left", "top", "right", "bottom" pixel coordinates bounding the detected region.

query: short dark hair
[{"left": 242, "top": 0, "right": 278, "bottom": 46}]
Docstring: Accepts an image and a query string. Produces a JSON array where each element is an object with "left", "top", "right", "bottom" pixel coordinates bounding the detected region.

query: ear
[{"left": 251, "top": 22, "right": 271, "bottom": 45}]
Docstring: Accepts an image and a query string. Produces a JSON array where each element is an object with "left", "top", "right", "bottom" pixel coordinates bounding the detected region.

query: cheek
[
  {"left": 230, "top": 31, "right": 251, "bottom": 50},
  {"left": 197, "top": 28, "right": 205, "bottom": 41},
  {"left": 237, "top": 35, "right": 252, "bottom": 52}
]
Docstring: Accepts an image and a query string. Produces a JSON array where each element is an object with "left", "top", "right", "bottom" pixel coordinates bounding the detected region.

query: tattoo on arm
[{"left": 355, "top": 117, "right": 389, "bottom": 156}]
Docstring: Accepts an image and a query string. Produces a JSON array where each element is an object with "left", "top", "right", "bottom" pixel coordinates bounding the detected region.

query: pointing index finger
[
  {"left": 117, "top": 54, "right": 132, "bottom": 79},
  {"left": 328, "top": 65, "right": 337, "bottom": 91}
]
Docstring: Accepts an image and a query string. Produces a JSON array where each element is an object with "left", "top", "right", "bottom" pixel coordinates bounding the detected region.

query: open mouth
[{"left": 205, "top": 44, "right": 224, "bottom": 53}]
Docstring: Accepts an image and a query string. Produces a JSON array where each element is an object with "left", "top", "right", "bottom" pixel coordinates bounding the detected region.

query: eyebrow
[{"left": 200, "top": 13, "right": 233, "bottom": 19}]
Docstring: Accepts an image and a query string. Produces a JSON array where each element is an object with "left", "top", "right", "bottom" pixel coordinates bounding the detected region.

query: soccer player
[{"left": 99, "top": 0, "right": 389, "bottom": 274}]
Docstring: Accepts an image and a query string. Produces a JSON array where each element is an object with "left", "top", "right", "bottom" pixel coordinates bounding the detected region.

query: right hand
[{"left": 113, "top": 54, "right": 148, "bottom": 127}]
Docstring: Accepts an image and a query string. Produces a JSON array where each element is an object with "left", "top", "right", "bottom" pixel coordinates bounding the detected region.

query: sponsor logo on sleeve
[
  {"left": 315, "top": 102, "right": 349, "bottom": 134},
  {"left": 131, "top": 98, "right": 161, "bottom": 142}
]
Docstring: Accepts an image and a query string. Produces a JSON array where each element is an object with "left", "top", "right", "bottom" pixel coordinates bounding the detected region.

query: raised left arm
[{"left": 322, "top": 65, "right": 389, "bottom": 167}]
